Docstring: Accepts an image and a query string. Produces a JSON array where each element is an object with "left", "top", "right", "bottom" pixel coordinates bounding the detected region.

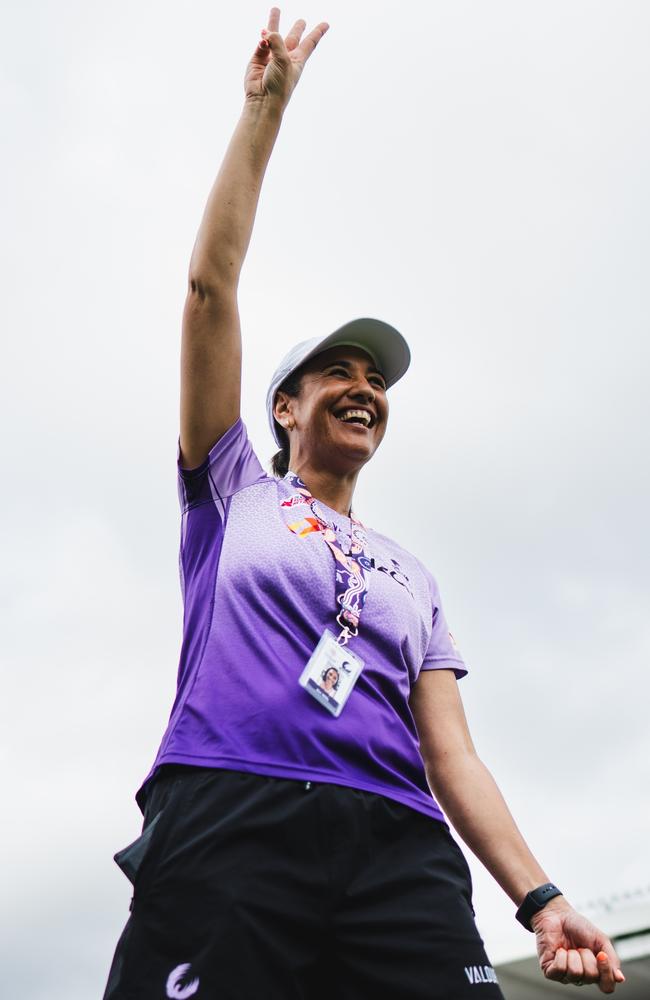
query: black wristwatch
[{"left": 516, "top": 883, "right": 563, "bottom": 932}]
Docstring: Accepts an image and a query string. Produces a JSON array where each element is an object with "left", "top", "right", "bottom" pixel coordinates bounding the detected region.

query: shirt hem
[
  {"left": 138, "top": 751, "right": 448, "bottom": 824},
  {"left": 420, "top": 657, "right": 468, "bottom": 679}
]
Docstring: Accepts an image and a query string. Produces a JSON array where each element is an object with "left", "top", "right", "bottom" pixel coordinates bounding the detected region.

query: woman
[
  {"left": 319, "top": 667, "right": 340, "bottom": 695},
  {"left": 104, "top": 9, "right": 625, "bottom": 999}
]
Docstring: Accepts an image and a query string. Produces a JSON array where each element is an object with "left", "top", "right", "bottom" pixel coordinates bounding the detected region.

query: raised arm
[
  {"left": 410, "top": 669, "right": 626, "bottom": 994},
  {"left": 180, "top": 7, "right": 329, "bottom": 469}
]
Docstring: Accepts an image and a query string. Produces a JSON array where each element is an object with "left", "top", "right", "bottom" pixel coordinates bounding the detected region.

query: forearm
[
  {"left": 426, "top": 751, "right": 551, "bottom": 906},
  {"left": 412, "top": 667, "right": 623, "bottom": 987},
  {"left": 189, "top": 96, "right": 284, "bottom": 289}
]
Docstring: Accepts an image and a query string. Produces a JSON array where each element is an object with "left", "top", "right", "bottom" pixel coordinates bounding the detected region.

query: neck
[{"left": 288, "top": 460, "right": 358, "bottom": 517}]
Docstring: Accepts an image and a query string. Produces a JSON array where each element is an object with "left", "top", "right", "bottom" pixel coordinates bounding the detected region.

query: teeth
[{"left": 336, "top": 409, "right": 372, "bottom": 427}]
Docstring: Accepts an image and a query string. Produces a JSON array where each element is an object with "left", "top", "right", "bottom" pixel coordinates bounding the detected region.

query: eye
[{"left": 326, "top": 367, "right": 386, "bottom": 389}]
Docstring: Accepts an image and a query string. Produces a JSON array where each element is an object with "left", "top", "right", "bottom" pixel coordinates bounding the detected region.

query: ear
[{"left": 273, "top": 391, "right": 295, "bottom": 430}]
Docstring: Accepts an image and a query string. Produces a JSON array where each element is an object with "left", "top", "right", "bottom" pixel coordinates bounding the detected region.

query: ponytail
[{"left": 271, "top": 444, "right": 290, "bottom": 477}]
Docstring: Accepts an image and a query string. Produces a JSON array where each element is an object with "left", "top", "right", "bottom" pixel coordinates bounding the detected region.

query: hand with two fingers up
[
  {"left": 245, "top": 6, "right": 329, "bottom": 112},
  {"left": 533, "top": 897, "right": 626, "bottom": 993}
]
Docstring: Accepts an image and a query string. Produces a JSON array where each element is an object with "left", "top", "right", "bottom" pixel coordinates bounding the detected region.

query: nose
[{"left": 350, "top": 377, "right": 376, "bottom": 403}]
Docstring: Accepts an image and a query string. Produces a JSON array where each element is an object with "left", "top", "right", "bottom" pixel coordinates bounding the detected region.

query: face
[
  {"left": 324, "top": 668, "right": 339, "bottom": 689},
  {"left": 274, "top": 346, "right": 389, "bottom": 473}
]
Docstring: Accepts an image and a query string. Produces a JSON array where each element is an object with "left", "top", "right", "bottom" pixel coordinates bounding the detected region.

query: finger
[
  {"left": 250, "top": 32, "right": 272, "bottom": 65},
  {"left": 296, "top": 22, "right": 330, "bottom": 62},
  {"left": 566, "top": 949, "right": 585, "bottom": 981},
  {"left": 284, "top": 18, "right": 306, "bottom": 52},
  {"left": 544, "top": 947, "right": 568, "bottom": 982},
  {"left": 596, "top": 951, "right": 616, "bottom": 994},
  {"left": 263, "top": 29, "right": 291, "bottom": 68},
  {"left": 577, "top": 949, "right": 599, "bottom": 984},
  {"left": 267, "top": 6, "right": 280, "bottom": 33}
]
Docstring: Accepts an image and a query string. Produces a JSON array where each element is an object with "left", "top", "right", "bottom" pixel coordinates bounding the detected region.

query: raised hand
[
  {"left": 244, "top": 6, "right": 329, "bottom": 110},
  {"left": 533, "top": 899, "right": 626, "bottom": 993}
]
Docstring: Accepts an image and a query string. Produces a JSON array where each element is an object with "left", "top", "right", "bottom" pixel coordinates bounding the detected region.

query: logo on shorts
[
  {"left": 464, "top": 964, "right": 499, "bottom": 985},
  {"left": 166, "top": 963, "right": 200, "bottom": 999}
]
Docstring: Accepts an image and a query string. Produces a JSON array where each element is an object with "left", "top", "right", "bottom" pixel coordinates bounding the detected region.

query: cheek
[
  {"left": 295, "top": 399, "right": 321, "bottom": 431},
  {"left": 313, "top": 399, "right": 338, "bottom": 430}
]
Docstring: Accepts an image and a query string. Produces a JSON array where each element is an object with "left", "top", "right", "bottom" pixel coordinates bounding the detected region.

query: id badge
[{"left": 298, "top": 629, "right": 364, "bottom": 717}]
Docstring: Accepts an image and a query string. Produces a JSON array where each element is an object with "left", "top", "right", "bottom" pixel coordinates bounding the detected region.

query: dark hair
[
  {"left": 270, "top": 367, "right": 305, "bottom": 477},
  {"left": 321, "top": 666, "right": 340, "bottom": 690}
]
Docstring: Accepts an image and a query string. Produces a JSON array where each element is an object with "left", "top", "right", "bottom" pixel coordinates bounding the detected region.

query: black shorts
[{"left": 103, "top": 766, "right": 504, "bottom": 1000}]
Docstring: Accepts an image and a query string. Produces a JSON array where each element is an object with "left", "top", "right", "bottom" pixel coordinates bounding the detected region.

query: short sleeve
[
  {"left": 177, "top": 418, "right": 268, "bottom": 514},
  {"left": 419, "top": 569, "right": 468, "bottom": 680}
]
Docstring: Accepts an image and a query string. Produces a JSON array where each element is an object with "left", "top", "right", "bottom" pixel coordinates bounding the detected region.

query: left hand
[
  {"left": 244, "top": 7, "right": 329, "bottom": 111},
  {"left": 532, "top": 897, "right": 625, "bottom": 993}
]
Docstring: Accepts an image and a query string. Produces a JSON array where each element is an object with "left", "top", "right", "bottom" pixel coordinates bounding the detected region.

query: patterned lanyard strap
[{"left": 282, "top": 472, "right": 371, "bottom": 645}]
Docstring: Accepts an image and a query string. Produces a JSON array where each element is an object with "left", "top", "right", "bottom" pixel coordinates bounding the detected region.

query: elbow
[
  {"left": 186, "top": 271, "right": 235, "bottom": 304},
  {"left": 188, "top": 252, "right": 240, "bottom": 301},
  {"left": 187, "top": 272, "right": 213, "bottom": 304}
]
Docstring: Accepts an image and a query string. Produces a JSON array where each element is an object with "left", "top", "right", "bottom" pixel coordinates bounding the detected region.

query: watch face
[
  {"left": 516, "top": 884, "right": 562, "bottom": 931},
  {"left": 532, "top": 883, "right": 561, "bottom": 905}
]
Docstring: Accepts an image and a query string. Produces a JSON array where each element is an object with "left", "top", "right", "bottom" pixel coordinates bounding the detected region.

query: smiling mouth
[{"left": 333, "top": 408, "right": 375, "bottom": 429}]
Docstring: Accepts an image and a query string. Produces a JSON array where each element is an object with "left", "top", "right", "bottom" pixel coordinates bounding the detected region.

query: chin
[{"left": 329, "top": 442, "right": 377, "bottom": 472}]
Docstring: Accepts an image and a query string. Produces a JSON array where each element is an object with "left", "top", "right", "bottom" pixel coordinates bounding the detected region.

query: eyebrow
[{"left": 321, "top": 359, "right": 386, "bottom": 380}]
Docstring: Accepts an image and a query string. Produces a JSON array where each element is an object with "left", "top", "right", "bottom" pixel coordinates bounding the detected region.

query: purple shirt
[{"left": 137, "top": 419, "right": 467, "bottom": 821}]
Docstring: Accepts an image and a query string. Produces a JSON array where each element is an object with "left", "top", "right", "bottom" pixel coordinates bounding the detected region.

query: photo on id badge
[{"left": 299, "top": 629, "right": 364, "bottom": 717}]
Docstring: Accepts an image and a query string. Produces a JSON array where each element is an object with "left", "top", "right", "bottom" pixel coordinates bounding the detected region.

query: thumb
[
  {"left": 263, "top": 29, "right": 290, "bottom": 66},
  {"left": 597, "top": 948, "right": 626, "bottom": 985}
]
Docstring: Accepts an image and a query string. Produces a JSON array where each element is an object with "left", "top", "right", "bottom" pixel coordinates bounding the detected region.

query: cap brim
[{"left": 297, "top": 318, "right": 410, "bottom": 389}]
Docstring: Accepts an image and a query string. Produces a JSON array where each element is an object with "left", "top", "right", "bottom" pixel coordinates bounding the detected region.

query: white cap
[{"left": 265, "top": 317, "right": 411, "bottom": 447}]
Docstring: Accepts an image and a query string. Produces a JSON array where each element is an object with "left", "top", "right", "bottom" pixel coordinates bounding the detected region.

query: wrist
[
  {"left": 530, "top": 893, "right": 572, "bottom": 929},
  {"left": 516, "top": 882, "right": 566, "bottom": 932},
  {"left": 243, "top": 93, "right": 285, "bottom": 122}
]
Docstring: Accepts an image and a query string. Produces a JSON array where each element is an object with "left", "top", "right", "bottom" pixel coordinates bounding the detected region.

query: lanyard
[{"left": 282, "top": 472, "right": 371, "bottom": 646}]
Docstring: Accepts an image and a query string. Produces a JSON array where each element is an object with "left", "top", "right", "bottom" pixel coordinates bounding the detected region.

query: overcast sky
[{"left": 2, "top": 2, "right": 649, "bottom": 997}]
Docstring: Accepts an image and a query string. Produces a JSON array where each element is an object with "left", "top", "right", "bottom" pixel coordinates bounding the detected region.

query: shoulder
[{"left": 178, "top": 417, "right": 274, "bottom": 512}]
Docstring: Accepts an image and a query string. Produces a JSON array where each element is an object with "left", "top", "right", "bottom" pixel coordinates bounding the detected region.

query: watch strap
[{"left": 516, "top": 882, "right": 563, "bottom": 932}]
